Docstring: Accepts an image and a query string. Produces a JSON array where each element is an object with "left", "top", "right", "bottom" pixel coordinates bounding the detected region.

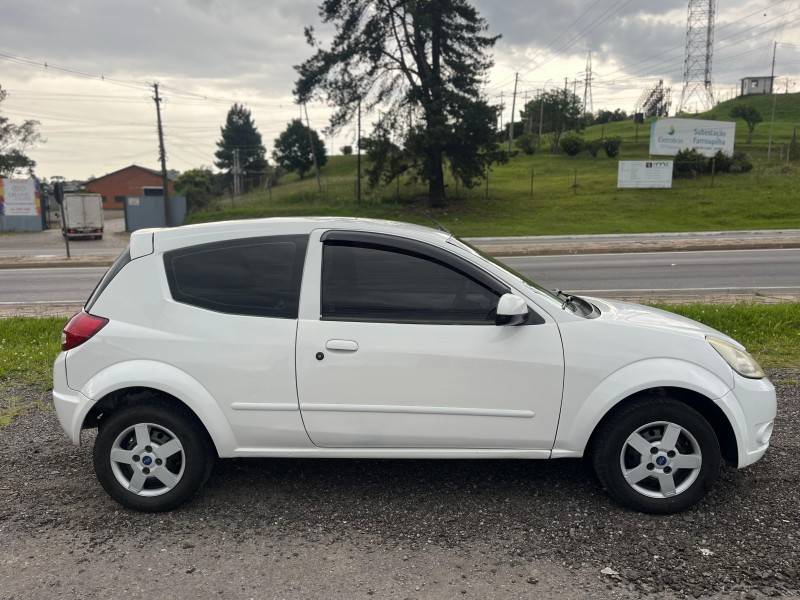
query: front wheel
[
  {"left": 591, "top": 397, "right": 721, "bottom": 514},
  {"left": 93, "top": 402, "right": 214, "bottom": 512}
]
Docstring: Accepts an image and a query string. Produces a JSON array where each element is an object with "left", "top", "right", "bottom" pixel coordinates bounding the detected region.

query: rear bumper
[
  {"left": 52, "top": 352, "right": 93, "bottom": 445},
  {"left": 716, "top": 374, "right": 776, "bottom": 468}
]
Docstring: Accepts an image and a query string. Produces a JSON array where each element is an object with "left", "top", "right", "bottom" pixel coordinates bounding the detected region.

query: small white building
[{"left": 740, "top": 76, "right": 774, "bottom": 96}]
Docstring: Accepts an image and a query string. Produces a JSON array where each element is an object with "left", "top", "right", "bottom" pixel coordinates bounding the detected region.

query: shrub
[
  {"left": 730, "top": 151, "right": 753, "bottom": 173},
  {"left": 602, "top": 136, "right": 622, "bottom": 158},
  {"left": 560, "top": 132, "right": 584, "bottom": 156},
  {"left": 515, "top": 133, "right": 537, "bottom": 155},
  {"left": 709, "top": 150, "right": 733, "bottom": 173},
  {"left": 340, "top": 145, "right": 353, "bottom": 155},
  {"left": 586, "top": 139, "right": 603, "bottom": 158},
  {"left": 673, "top": 148, "right": 707, "bottom": 178}
]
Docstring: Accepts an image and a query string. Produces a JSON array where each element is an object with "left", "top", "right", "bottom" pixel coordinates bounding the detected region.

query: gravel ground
[{"left": 0, "top": 371, "right": 798, "bottom": 599}]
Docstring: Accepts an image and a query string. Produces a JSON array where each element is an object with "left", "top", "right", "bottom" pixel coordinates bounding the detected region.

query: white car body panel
[{"left": 51, "top": 217, "right": 776, "bottom": 468}]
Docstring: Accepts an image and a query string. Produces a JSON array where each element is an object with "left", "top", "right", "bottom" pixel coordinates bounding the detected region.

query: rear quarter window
[
  {"left": 163, "top": 235, "right": 308, "bottom": 318},
  {"left": 85, "top": 247, "right": 131, "bottom": 311}
]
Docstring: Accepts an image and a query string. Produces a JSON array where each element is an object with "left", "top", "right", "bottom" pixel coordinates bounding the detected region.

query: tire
[
  {"left": 591, "top": 397, "right": 721, "bottom": 514},
  {"left": 93, "top": 402, "right": 215, "bottom": 512}
]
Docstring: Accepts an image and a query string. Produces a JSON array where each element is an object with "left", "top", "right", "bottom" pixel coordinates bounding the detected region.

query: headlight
[{"left": 707, "top": 336, "right": 765, "bottom": 379}]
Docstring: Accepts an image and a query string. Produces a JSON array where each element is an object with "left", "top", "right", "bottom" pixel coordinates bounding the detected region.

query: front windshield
[{"left": 448, "top": 237, "right": 562, "bottom": 303}]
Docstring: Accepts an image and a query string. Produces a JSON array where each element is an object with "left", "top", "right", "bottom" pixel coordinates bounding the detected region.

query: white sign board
[
  {"left": 0, "top": 178, "right": 40, "bottom": 216},
  {"left": 617, "top": 160, "right": 673, "bottom": 189},
  {"left": 649, "top": 118, "right": 736, "bottom": 157}
]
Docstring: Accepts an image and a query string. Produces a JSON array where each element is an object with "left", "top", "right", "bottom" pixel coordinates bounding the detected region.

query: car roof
[{"left": 146, "top": 217, "right": 451, "bottom": 252}]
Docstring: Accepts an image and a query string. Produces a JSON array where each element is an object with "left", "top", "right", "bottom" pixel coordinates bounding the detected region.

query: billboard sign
[
  {"left": 618, "top": 160, "right": 673, "bottom": 189},
  {"left": 0, "top": 178, "right": 40, "bottom": 216},
  {"left": 649, "top": 118, "right": 735, "bottom": 157}
]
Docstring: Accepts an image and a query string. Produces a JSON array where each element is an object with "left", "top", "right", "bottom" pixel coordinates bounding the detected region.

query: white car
[{"left": 53, "top": 218, "right": 776, "bottom": 513}]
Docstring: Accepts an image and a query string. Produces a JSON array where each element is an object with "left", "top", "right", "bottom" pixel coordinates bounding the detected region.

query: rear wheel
[
  {"left": 592, "top": 397, "right": 721, "bottom": 513},
  {"left": 93, "top": 402, "right": 214, "bottom": 512}
]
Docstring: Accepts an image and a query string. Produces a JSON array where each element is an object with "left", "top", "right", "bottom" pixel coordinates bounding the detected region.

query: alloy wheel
[
  {"left": 619, "top": 421, "right": 703, "bottom": 499},
  {"left": 109, "top": 422, "right": 185, "bottom": 497}
]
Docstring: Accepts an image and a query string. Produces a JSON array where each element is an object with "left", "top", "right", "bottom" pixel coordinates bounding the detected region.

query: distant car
[
  {"left": 62, "top": 193, "right": 103, "bottom": 240},
  {"left": 53, "top": 218, "right": 776, "bottom": 513}
]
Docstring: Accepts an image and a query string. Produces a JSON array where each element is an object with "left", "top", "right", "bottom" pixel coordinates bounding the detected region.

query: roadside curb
[
  {"left": 0, "top": 258, "right": 115, "bottom": 269},
  {"left": 480, "top": 238, "right": 800, "bottom": 257}
]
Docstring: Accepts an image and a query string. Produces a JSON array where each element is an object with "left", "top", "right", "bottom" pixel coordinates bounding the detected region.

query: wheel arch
[
  {"left": 75, "top": 359, "right": 237, "bottom": 456},
  {"left": 84, "top": 386, "right": 220, "bottom": 457},
  {"left": 584, "top": 386, "right": 738, "bottom": 466}
]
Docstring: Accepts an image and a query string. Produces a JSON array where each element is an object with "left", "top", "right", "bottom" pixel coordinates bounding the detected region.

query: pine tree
[
  {"left": 214, "top": 104, "right": 267, "bottom": 190},
  {"left": 295, "top": 0, "right": 504, "bottom": 207}
]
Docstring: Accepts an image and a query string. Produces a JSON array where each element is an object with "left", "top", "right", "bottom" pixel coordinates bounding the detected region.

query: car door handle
[{"left": 325, "top": 339, "right": 359, "bottom": 352}]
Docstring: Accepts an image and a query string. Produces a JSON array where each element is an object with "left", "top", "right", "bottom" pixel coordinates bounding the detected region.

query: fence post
[{"left": 530, "top": 167, "right": 535, "bottom": 199}]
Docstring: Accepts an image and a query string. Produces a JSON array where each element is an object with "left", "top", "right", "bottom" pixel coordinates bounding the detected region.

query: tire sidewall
[
  {"left": 600, "top": 401, "right": 721, "bottom": 513},
  {"left": 93, "top": 404, "right": 210, "bottom": 512}
]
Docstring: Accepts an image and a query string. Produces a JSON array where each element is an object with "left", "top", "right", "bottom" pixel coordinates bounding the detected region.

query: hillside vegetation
[{"left": 189, "top": 93, "right": 800, "bottom": 237}]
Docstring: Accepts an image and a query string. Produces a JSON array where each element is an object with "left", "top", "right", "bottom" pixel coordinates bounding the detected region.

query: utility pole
[
  {"left": 499, "top": 92, "right": 504, "bottom": 132},
  {"left": 537, "top": 89, "right": 545, "bottom": 147},
  {"left": 53, "top": 182, "right": 70, "bottom": 258},
  {"left": 508, "top": 72, "right": 519, "bottom": 153},
  {"left": 152, "top": 82, "right": 170, "bottom": 226},
  {"left": 356, "top": 97, "right": 362, "bottom": 205},
  {"left": 304, "top": 103, "right": 322, "bottom": 191},
  {"left": 232, "top": 148, "right": 241, "bottom": 198},
  {"left": 767, "top": 41, "right": 778, "bottom": 159}
]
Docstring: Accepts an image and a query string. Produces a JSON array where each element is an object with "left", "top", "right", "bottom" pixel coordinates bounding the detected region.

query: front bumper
[
  {"left": 716, "top": 373, "right": 776, "bottom": 468},
  {"left": 52, "top": 352, "right": 94, "bottom": 445}
]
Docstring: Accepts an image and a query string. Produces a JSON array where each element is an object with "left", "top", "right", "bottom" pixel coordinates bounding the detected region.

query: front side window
[
  {"left": 164, "top": 235, "right": 308, "bottom": 318},
  {"left": 321, "top": 242, "right": 503, "bottom": 324}
]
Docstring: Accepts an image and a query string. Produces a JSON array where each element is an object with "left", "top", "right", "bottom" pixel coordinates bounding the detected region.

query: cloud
[{"left": 0, "top": 0, "right": 797, "bottom": 178}]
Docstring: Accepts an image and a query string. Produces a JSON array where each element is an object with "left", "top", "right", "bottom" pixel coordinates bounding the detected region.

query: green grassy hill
[{"left": 189, "top": 93, "right": 800, "bottom": 237}]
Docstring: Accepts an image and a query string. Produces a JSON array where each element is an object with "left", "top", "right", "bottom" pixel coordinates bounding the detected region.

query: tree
[
  {"left": 294, "top": 0, "right": 504, "bottom": 207},
  {"left": 272, "top": 119, "right": 327, "bottom": 179},
  {"left": 730, "top": 104, "right": 762, "bottom": 144},
  {"left": 175, "top": 168, "right": 223, "bottom": 212},
  {"left": 519, "top": 90, "right": 583, "bottom": 153},
  {"left": 214, "top": 104, "right": 267, "bottom": 190},
  {"left": 0, "top": 86, "right": 42, "bottom": 177}
]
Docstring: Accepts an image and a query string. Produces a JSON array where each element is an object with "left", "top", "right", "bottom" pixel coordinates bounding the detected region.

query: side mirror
[{"left": 495, "top": 293, "right": 528, "bottom": 326}]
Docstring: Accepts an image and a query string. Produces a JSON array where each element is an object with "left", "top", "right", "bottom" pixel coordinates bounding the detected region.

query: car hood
[{"left": 586, "top": 297, "right": 740, "bottom": 347}]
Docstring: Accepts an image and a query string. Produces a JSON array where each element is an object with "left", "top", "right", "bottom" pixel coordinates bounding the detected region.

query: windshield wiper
[{"left": 554, "top": 289, "right": 594, "bottom": 316}]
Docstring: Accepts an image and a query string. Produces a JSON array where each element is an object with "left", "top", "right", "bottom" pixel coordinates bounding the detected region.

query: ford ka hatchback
[{"left": 53, "top": 218, "right": 776, "bottom": 513}]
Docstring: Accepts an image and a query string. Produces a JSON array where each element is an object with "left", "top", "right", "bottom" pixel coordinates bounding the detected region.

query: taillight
[{"left": 62, "top": 311, "right": 109, "bottom": 351}]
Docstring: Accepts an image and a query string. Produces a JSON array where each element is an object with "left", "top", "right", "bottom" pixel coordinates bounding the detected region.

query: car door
[{"left": 295, "top": 230, "right": 565, "bottom": 450}]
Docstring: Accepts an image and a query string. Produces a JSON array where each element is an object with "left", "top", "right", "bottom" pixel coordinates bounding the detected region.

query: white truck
[{"left": 62, "top": 193, "right": 104, "bottom": 240}]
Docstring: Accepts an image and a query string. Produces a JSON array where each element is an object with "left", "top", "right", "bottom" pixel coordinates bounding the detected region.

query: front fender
[
  {"left": 553, "top": 358, "right": 733, "bottom": 457},
  {"left": 78, "top": 359, "right": 237, "bottom": 455}
]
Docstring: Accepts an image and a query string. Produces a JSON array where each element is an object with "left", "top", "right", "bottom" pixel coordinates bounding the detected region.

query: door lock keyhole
[{"left": 315, "top": 352, "right": 325, "bottom": 361}]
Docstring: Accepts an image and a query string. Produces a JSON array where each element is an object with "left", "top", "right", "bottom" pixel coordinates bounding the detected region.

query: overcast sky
[{"left": 1, "top": 0, "right": 798, "bottom": 179}]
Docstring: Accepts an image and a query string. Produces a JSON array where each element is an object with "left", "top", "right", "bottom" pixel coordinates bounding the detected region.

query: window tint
[
  {"left": 85, "top": 247, "right": 131, "bottom": 311},
  {"left": 322, "top": 242, "right": 502, "bottom": 324},
  {"left": 164, "top": 235, "right": 308, "bottom": 318}
]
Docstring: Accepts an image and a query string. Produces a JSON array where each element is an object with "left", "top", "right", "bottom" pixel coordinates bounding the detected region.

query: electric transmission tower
[
  {"left": 677, "top": 0, "right": 717, "bottom": 113},
  {"left": 583, "top": 52, "right": 594, "bottom": 116}
]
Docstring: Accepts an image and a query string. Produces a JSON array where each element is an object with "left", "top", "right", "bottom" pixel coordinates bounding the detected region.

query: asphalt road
[{"left": 0, "top": 248, "right": 798, "bottom": 305}]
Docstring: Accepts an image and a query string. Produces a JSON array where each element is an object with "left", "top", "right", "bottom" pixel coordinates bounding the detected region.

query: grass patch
[
  {"left": 655, "top": 303, "right": 800, "bottom": 368},
  {"left": 0, "top": 317, "right": 66, "bottom": 390},
  {"left": 188, "top": 93, "right": 800, "bottom": 237},
  {"left": 0, "top": 304, "right": 796, "bottom": 403}
]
